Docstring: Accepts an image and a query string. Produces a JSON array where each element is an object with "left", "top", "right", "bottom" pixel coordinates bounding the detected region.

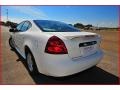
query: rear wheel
[
  {"left": 9, "top": 38, "right": 15, "bottom": 49},
  {"left": 26, "top": 49, "right": 38, "bottom": 75}
]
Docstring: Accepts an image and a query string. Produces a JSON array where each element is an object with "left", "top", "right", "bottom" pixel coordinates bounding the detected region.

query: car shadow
[{"left": 14, "top": 50, "right": 119, "bottom": 84}]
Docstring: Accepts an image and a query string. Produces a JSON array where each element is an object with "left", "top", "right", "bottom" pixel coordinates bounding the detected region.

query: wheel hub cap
[{"left": 27, "top": 53, "right": 33, "bottom": 72}]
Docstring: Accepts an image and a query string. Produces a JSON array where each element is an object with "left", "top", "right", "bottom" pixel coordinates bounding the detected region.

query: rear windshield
[{"left": 34, "top": 20, "right": 80, "bottom": 32}]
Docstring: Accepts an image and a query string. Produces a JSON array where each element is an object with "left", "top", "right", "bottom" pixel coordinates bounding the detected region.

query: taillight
[{"left": 45, "top": 36, "right": 68, "bottom": 54}]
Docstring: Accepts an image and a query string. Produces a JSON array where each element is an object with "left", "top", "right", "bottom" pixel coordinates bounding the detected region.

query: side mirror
[
  {"left": 9, "top": 28, "right": 19, "bottom": 32},
  {"left": 9, "top": 28, "right": 14, "bottom": 32},
  {"left": 10, "top": 25, "right": 17, "bottom": 29}
]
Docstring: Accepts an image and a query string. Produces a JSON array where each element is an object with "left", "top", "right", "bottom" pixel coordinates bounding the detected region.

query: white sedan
[{"left": 9, "top": 20, "right": 103, "bottom": 77}]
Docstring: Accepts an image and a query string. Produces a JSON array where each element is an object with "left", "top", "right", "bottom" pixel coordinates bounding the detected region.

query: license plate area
[
  {"left": 79, "top": 41, "right": 97, "bottom": 57},
  {"left": 84, "top": 45, "right": 94, "bottom": 51}
]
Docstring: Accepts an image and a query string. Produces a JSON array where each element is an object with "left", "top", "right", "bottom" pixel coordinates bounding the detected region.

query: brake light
[{"left": 45, "top": 36, "right": 68, "bottom": 54}]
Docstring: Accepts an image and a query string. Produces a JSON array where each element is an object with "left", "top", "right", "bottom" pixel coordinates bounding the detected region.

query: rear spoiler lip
[{"left": 67, "top": 35, "right": 98, "bottom": 40}]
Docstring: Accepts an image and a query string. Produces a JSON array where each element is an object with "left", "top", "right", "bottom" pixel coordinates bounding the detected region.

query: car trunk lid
[{"left": 47, "top": 32, "right": 101, "bottom": 59}]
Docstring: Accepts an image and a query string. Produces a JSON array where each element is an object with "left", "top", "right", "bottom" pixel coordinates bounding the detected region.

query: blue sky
[{"left": 1, "top": 6, "right": 119, "bottom": 27}]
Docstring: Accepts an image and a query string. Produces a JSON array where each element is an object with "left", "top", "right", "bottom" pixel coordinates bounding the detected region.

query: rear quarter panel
[{"left": 23, "top": 28, "right": 53, "bottom": 73}]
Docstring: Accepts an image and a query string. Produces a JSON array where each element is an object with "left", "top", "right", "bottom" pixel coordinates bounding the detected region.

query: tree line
[
  {"left": 0, "top": 21, "right": 18, "bottom": 28},
  {"left": 73, "top": 23, "right": 93, "bottom": 30}
]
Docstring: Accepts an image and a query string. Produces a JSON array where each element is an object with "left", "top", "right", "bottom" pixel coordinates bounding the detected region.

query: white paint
[{"left": 10, "top": 20, "right": 103, "bottom": 77}]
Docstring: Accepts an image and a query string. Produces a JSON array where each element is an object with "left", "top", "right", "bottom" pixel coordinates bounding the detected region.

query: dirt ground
[
  {"left": 1, "top": 26, "right": 119, "bottom": 84},
  {"left": 86, "top": 30, "right": 119, "bottom": 77}
]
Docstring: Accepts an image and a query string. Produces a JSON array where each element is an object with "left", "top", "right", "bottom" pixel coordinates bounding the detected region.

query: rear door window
[
  {"left": 16, "top": 21, "right": 25, "bottom": 31},
  {"left": 19, "top": 21, "right": 32, "bottom": 32}
]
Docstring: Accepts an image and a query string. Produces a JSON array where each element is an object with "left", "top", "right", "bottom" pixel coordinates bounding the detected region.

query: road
[{"left": 1, "top": 26, "right": 119, "bottom": 84}]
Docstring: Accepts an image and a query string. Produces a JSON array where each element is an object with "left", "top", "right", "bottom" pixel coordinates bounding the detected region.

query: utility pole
[
  {"left": 96, "top": 23, "right": 99, "bottom": 30},
  {"left": 6, "top": 9, "right": 8, "bottom": 21}
]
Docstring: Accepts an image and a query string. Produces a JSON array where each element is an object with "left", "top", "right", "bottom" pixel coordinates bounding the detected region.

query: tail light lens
[{"left": 45, "top": 36, "right": 68, "bottom": 54}]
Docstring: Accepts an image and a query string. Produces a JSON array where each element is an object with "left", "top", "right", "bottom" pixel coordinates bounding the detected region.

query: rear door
[
  {"left": 13, "top": 21, "right": 25, "bottom": 51},
  {"left": 14, "top": 21, "right": 32, "bottom": 54}
]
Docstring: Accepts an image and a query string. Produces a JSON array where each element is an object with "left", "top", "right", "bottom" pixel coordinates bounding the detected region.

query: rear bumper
[{"left": 37, "top": 49, "right": 103, "bottom": 77}]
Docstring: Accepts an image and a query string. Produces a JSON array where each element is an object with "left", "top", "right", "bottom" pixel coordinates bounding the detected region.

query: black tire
[
  {"left": 26, "top": 49, "right": 38, "bottom": 75},
  {"left": 9, "top": 38, "right": 15, "bottom": 49}
]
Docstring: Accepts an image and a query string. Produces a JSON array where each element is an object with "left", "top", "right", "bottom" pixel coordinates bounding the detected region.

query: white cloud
[
  {"left": 11, "top": 6, "right": 48, "bottom": 19},
  {"left": 1, "top": 6, "right": 49, "bottom": 23}
]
